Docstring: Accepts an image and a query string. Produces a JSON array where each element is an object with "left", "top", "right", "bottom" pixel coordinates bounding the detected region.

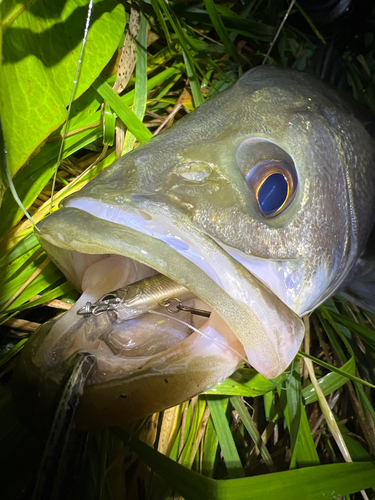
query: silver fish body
[{"left": 13, "top": 66, "right": 375, "bottom": 429}]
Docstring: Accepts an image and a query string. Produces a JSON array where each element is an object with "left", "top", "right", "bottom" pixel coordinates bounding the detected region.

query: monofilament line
[
  {"left": 262, "top": 0, "right": 296, "bottom": 65},
  {"left": 149, "top": 309, "right": 292, "bottom": 388},
  {"left": 148, "top": 309, "right": 250, "bottom": 366},
  {"left": 0, "top": 117, "right": 36, "bottom": 227},
  {"left": 50, "top": 0, "right": 94, "bottom": 213}
]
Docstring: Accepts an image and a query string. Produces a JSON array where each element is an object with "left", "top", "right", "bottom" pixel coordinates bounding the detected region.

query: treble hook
[{"left": 159, "top": 297, "right": 210, "bottom": 318}]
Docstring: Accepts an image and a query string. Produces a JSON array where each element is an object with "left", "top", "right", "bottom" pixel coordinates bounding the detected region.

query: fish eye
[{"left": 246, "top": 159, "right": 297, "bottom": 218}]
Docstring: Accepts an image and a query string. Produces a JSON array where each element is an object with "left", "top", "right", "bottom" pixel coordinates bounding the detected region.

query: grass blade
[
  {"left": 298, "top": 352, "right": 375, "bottom": 390},
  {"left": 325, "top": 309, "right": 375, "bottom": 351},
  {"left": 92, "top": 77, "right": 153, "bottom": 143},
  {"left": 206, "top": 368, "right": 286, "bottom": 397},
  {"left": 203, "top": 0, "right": 242, "bottom": 63},
  {"left": 304, "top": 359, "right": 351, "bottom": 461},
  {"left": 154, "top": 0, "right": 204, "bottom": 107},
  {"left": 230, "top": 396, "right": 276, "bottom": 473},
  {"left": 285, "top": 364, "right": 302, "bottom": 457},
  {"left": 202, "top": 415, "right": 219, "bottom": 478},
  {"left": 302, "top": 355, "right": 355, "bottom": 405},
  {"left": 0, "top": 338, "right": 28, "bottom": 369},
  {"left": 206, "top": 397, "right": 245, "bottom": 479},
  {"left": 290, "top": 402, "right": 320, "bottom": 468},
  {"left": 123, "top": 13, "right": 149, "bottom": 154}
]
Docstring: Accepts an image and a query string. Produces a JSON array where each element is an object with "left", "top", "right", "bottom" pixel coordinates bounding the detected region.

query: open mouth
[{"left": 16, "top": 197, "right": 304, "bottom": 429}]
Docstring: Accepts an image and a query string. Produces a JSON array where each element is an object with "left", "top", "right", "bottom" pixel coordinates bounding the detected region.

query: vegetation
[{"left": 1, "top": 1, "right": 375, "bottom": 498}]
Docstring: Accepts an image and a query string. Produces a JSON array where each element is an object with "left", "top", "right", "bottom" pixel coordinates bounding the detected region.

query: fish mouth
[{"left": 15, "top": 198, "right": 304, "bottom": 429}]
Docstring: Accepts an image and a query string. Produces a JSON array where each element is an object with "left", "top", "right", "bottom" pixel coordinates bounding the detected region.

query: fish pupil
[{"left": 258, "top": 173, "right": 288, "bottom": 216}]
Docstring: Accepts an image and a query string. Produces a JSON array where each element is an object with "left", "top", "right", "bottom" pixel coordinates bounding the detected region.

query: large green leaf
[
  {"left": 114, "top": 427, "right": 375, "bottom": 499},
  {"left": 0, "top": 0, "right": 126, "bottom": 177}
]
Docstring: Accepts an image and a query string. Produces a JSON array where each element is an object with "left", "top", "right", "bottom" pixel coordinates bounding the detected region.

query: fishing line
[
  {"left": 262, "top": 0, "right": 296, "bottom": 65},
  {"left": 50, "top": 0, "right": 94, "bottom": 214},
  {"left": 0, "top": 118, "right": 37, "bottom": 229},
  {"left": 147, "top": 309, "right": 250, "bottom": 366},
  {"left": 149, "top": 310, "right": 296, "bottom": 389},
  {"left": 4, "top": 168, "right": 37, "bottom": 229}
]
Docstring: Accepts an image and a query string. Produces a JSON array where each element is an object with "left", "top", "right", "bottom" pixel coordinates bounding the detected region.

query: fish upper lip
[{"left": 45, "top": 197, "right": 304, "bottom": 379}]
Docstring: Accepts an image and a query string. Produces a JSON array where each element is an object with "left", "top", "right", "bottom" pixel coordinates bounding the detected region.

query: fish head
[{"left": 13, "top": 66, "right": 375, "bottom": 429}]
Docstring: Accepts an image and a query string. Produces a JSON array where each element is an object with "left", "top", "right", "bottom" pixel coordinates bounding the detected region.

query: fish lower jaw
[{"left": 17, "top": 252, "right": 245, "bottom": 429}]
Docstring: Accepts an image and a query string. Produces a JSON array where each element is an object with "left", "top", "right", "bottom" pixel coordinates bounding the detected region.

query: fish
[{"left": 13, "top": 65, "right": 375, "bottom": 430}]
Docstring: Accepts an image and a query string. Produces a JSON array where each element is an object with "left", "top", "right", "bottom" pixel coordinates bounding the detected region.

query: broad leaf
[{"left": 0, "top": 0, "right": 125, "bottom": 177}]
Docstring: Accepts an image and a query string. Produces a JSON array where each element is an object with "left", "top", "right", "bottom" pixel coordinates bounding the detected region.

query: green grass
[{"left": 1, "top": 1, "right": 375, "bottom": 499}]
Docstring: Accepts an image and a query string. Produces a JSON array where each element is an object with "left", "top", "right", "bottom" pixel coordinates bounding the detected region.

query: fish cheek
[{"left": 173, "top": 178, "right": 241, "bottom": 211}]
